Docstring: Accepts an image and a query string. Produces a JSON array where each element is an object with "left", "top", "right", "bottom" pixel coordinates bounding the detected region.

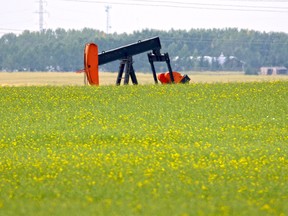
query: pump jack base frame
[
  {"left": 116, "top": 56, "right": 138, "bottom": 85},
  {"left": 116, "top": 51, "right": 177, "bottom": 85}
]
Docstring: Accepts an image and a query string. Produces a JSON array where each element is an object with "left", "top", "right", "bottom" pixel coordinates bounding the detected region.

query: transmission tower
[
  {"left": 105, "top": 5, "right": 112, "bottom": 34},
  {"left": 38, "top": 0, "right": 46, "bottom": 32}
]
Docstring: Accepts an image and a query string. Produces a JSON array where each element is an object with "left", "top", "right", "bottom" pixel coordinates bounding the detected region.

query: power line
[
  {"left": 1, "top": 27, "right": 287, "bottom": 46},
  {"left": 0, "top": 28, "right": 24, "bottom": 32},
  {"left": 58, "top": 0, "right": 288, "bottom": 12},
  {"left": 117, "top": 0, "right": 288, "bottom": 9},
  {"left": 160, "top": 36, "right": 288, "bottom": 46},
  {"left": 180, "top": 0, "right": 288, "bottom": 1}
]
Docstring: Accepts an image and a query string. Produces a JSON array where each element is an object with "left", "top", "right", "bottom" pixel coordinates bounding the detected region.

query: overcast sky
[{"left": 1, "top": 0, "right": 288, "bottom": 36}]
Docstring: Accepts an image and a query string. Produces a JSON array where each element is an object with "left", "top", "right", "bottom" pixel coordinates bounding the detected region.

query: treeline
[{"left": 1, "top": 28, "right": 288, "bottom": 74}]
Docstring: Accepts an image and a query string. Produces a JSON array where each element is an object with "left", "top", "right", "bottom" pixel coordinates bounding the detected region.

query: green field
[{"left": 0, "top": 82, "right": 287, "bottom": 215}]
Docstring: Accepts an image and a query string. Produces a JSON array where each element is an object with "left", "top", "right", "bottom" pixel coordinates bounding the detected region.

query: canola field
[{"left": 0, "top": 82, "right": 287, "bottom": 215}]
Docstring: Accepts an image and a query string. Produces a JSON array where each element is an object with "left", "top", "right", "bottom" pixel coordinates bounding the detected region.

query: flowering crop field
[{"left": 0, "top": 82, "right": 287, "bottom": 216}]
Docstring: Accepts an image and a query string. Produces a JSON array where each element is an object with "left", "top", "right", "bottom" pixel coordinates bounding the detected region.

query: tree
[{"left": 1, "top": 28, "right": 288, "bottom": 72}]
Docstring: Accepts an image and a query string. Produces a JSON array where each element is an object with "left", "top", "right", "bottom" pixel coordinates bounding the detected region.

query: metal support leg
[
  {"left": 129, "top": 64, "right": 138, "bottom": 85},
  {"left": 149, "top": 59, "right": 158, "bottom": 84},
  {"left": 165, "top": 53, "right": 174, "bottom": 83},
  {"left": 116, "top": 60, "right": 126, "bottom": 85},
  {"left": 123, "top": 57, "right": 131, "bottom": 85},
  {"left": 124, "top": 66, "right": 130, "bottom": 85}
]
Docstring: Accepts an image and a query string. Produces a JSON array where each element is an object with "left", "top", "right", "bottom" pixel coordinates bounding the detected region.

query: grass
[
  {"left": 0, "top": 71, "right": 288, "bottom": 86},
  {"left": 0, "top": 81, "right": 287, "bottom": 215}
]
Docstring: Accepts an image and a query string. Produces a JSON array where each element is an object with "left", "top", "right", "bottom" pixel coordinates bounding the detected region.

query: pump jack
[{"left": 81, "top": 36, "right": 190, "bottom": 86}]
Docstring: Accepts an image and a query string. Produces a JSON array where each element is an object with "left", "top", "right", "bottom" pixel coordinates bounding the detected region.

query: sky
[{"left": 1, "top": 0, "right": 288, "bottom": 36}]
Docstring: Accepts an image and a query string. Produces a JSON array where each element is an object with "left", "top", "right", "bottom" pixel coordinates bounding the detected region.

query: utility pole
[{"left": 105, "top": 5, "right": 112, "bottom": 34}]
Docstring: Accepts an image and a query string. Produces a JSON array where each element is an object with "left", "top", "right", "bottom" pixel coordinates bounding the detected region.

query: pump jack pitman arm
[{"left": 83, "top": 36, "right": 190, "bottom": 85}]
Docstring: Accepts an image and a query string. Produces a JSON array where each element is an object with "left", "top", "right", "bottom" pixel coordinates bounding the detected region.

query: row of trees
[{"left": 1, "top": 28, "right": 288, "bottom": 74}]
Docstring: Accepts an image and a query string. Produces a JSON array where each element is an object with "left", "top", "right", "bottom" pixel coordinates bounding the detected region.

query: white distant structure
[
  {"left": 203, "top": 56, "right": 213, "bottom": 64},
  {"left": 259, "top": 66, "right": 287, "bottom": 75},
  {"left": 217, "top": 52, "right": 226, "bottom": 65}
]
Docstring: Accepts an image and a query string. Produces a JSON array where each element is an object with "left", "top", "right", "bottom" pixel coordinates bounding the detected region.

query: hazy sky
[{"left": 1, "top": 0, "right": 288, "bottom": 36}]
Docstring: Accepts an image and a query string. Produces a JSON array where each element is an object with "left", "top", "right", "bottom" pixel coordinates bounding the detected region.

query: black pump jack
[{"left": 97, "top": 37, "right": 177, "bottom": 85}]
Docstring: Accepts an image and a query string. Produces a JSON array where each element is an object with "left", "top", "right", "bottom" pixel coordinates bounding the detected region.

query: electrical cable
[{"left": 58, "top": 0, "right": 288, "bottom": 13}]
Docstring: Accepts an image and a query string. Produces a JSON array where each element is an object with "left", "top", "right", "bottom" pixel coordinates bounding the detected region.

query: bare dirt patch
[{"left": 1, "top": 72, "right": 287, "bottom": 86}]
